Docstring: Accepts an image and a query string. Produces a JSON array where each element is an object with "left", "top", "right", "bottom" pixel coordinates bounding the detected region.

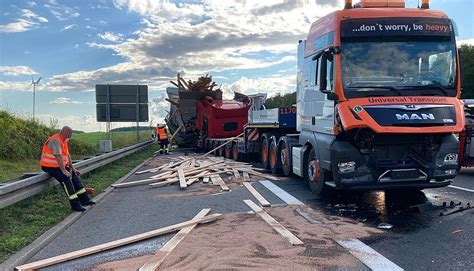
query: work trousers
[
  {"left": 160, "top": 138, "right": 169, "bottom": 150},
  {"left": 42, "top": 167, "right": 86, "bottom": 200}
]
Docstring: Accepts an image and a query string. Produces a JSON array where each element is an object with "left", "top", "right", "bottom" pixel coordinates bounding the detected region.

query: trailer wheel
[
  {"left": 218, "top": 142, "right": 224, "bottom": 157},
  {"left": 305, "top": 148, "right": 328, "bottom": 196},
  {"left": 224, "top": 143, "right": 232, "bottom": 159},
  {"left": 279, "top": 139, "right": 291, "bottom": 176},
  {"left": 260, "top": 134, "right": 269, "bottom": 169},
  {"left": 232, "top": 143, "right": 239, "bottom": 161},
  {"left": 269, "top": 136, "right": 280, "bottom": 174},
  {"left": 213, "top": 142, "right": 219, "bottom": 156}
]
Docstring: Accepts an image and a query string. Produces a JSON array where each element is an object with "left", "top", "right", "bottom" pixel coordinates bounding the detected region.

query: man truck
[{"left": 174, "top": 0, "right": 466, "bottom": 195}]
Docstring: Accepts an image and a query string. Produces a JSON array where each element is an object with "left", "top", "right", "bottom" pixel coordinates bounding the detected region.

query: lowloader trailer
[{"left": 201, "top": 0, "right": 466, "bottom": 195}]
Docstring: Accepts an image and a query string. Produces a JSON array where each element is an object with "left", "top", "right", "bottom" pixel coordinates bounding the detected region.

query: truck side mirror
[
  {"left": 459, "top": 49, "right": 464, "bottom": 95},
  {"left": 319, "top": 51, "right": 337, "bottom": 101}
]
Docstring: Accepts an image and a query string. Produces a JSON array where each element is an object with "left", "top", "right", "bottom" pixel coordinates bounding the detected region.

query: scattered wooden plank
[
  {"left": 198, "top": 133, "right": 243, "bottom": 158},
  {"left": 149, "top": 179, "right": 178, "bottom": 187},
  {"left": 233, "top": 169, "right": 240, "bottom": 179},
  {"left": 243, "top": 200, "right": 303, "bottom": 246},
  {"left": 210, "top": 175, "right": 220, "bottom": 186},
  {"left": 237, "top": 168, "right": 279, "bottom": 181},
  {"left": 243, "top": 172, "right": 250, "bottom": 182},
  {"left": 189, "top": 159, "right": 196, "bottom": 168},
  {"left": 216, "top": 175, "right": 229, "bottom": 191},
  {"left": 202, "top": 176, "right": 209, "bottom": 183},
  {"left": 243, "top": 182, "right": 271, "bottom": 207},
  {"left": 15, "top": 213, "right": 222, "bottom": 271},
  {"left": 186, "top": 178, "right": 199, "bottom": 186},
  {"left": 112, "top": 172, "right": 176, "bottom": 188},
  {"left": 178, "top": 168, "right": 187, "bottom": 189}
]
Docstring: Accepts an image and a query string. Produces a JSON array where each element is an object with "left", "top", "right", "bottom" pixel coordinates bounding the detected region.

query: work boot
[
  {"left": 165, "top": 150, "right": 169, "bottom": 155},
  {"left": 69, "top": 198, "right": 86, "bottom": 212},
  {"left": 159, "top": 149, "right": 163, "bottom": 154},
  {"left": 78, "top": 193, "right": 96, "bottom": 206}
]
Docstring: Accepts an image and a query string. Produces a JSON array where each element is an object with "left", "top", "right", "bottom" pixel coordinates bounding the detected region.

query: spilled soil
[{"left": 92, "top": 205, "right": 381, "bottom": 270}]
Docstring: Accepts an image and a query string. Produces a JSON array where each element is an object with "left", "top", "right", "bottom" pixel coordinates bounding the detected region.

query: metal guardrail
[{"left": 0, "top": 140, "right": 154, "bottom": 209}]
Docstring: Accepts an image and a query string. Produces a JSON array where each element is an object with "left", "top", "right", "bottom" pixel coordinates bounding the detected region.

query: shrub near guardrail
[{"left": 0, "top": 111, "right": 53, "bottom": 160}]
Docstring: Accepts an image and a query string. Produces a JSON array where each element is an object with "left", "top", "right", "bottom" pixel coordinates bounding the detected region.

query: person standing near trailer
[{"left": 157, "top": 124, "right": 169, "bottom": 154}]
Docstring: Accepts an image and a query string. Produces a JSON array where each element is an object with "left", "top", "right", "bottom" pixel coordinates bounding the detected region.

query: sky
[{"left": 0, "top": 0, "right": 473, "bottom": 132}]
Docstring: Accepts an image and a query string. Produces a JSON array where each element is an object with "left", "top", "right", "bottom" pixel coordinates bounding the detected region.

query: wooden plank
[
  {"left": 178, "top": 169, "right": 187, "bottom": 189},
  {"left": 15, "top": 213, "right": 222, "bottom": 271},
  {"left": 243, "top": 200, "right": 303, "bottom": 246},
  {"left": 168, "top": 123, "right": 184, "bottom": 145},
  {"left": 149, "top": 179, "right": 178, "bottom": 187},
  {"left": 233, "top": 169, "right": 240, "bottom": 179},
  {"left": 202, "top": 176, "right": 209, "bottom": 183},
  {"left": 139, "top": 209, "right": 212, "bottom": 271},
  {"left": 189, "top": 159, "right": 196, "bottom": 168},
  {"left": 198, "top": 133, "right": 243, "bottom": 158},
  {"left": 243, "top": 172, "right": 250, "bottom": 182},
  {"left": 216, "top": 175, "right": 229, "bottom": 191},
  {"left": 185, "top": 178, "right": 198, "bottom": 186},
  {"left": 243, "top": 182, "right": 271, "bottom": 207},
  {"left": 112, "top": 172, "right": 176, "bottom": 188},
  {"left": 237, "top": 168, "right": 279, "bottom": 181},
  {"left": 210, "top": 175, "right": 220, "bottom": 186}
]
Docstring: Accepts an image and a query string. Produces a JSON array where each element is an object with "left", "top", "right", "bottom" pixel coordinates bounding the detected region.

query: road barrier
[{"left": 0, "top": 140, "right": 154, "bottom": 209}]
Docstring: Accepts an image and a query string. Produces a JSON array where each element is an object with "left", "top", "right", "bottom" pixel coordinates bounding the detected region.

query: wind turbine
[{"left": 30, "top": 76, "right": 41, "bottom": 121}]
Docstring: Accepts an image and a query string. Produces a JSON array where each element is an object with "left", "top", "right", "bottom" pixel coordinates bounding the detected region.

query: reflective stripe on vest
[
  {"left": 39, "top": 133, "right": 70, "bottom": 168},
  {"left": 158, "top": 127, "right": 168, "bottom": 140}
]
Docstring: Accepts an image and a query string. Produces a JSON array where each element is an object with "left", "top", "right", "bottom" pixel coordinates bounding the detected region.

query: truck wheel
[
  {"left": 305, "top": 148, "right": 327, "bottom": 196},
  {"left": 269, "top": 136, "right": 280, "bottom": 174},
  {"left": 224, "top": 143, "right": 231, "bottom": 159},
  {"left": 232, "top": 143, "right": 240, "bottom": 161},
  {"left": 218, "top": 142, "right": 224, "bottom": 157},
  {"left": 260, "top": 134, "right": 269, "bottom": 169},
  {"left": 279, "top": 139, "right": 291, "bottom": 176},
  {"left": 213, "top": 142, "right": 219, "bottom": 156}
]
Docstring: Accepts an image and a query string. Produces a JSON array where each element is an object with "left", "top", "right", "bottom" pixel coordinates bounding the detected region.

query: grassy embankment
[
  {"left": 0, "top": 111, "right": 152, "bottom": 182},
  {"left": 0, "top": 111, "right": 159, "bottom": 262}
]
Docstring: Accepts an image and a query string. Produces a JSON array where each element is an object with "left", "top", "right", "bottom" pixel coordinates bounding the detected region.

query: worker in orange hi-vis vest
[
  {"left": 156, "top": 124, "right": 169, "bottom": 154},
  {"left": 40, "top": 126, "right": 95, "bottom": 212}
]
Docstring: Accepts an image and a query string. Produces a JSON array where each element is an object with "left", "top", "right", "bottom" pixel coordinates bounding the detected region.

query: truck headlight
[
  {"left": 443, "top": 153, "right": 458, "bottom": 165},
  {"left": 338, "top": 161, "right": 356, "bottom": 173}
]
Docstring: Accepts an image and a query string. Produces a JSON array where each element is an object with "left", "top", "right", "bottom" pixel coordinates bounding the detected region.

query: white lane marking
[
  {"left": 336, "top": 239, "right": 404, "bottom": 271},
  {"left": 261, "top": 179, "right": 402, "bottom": 270},
  {"left": 448, "top": 185, "right": 474, "bottom": 193},
  {"left": 259, "top": 180, "right": 304, "bottom": 205}
]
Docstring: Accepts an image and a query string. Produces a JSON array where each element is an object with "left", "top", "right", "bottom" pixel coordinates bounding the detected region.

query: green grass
[
  {"left": 73, "top": 130, "right": 152, "bottom": 150},
  {"left": 0, "top": 144, "right": 159, "bottom": 263},
  {"left": 0, "top": 160, "right": 41, "bottom": 181}
]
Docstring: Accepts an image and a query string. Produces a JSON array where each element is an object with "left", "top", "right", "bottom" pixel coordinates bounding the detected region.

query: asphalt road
[{"left": 25, "top": 153, "right": 473, "bottom": 270}]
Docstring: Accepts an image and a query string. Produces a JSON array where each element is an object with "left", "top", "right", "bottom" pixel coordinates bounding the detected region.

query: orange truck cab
[{"left": 294, "top": 0, "right": 465, "bottom": 193}]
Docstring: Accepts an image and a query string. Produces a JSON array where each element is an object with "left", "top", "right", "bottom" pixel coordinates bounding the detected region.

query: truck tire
[
  {"left": 218, "top": 142, "right": 224, "bottom": 157},
  {"left": 224, "top": 143, "right": 231, "bottom": 159},
  {"left": 305, "top": 148, "right": 328, "bottom": 196},
  {"left": 269, "top": 136, "right": 280, "bottom": 174},
  {"left": 279, "top": 137, "right": 292, "bottom": 176},
  {"left": 232, "top": 143, "right": 240, "bottom": 161},
  {"left": 260, "top": 134, "right": 269, "bottom": 169}
]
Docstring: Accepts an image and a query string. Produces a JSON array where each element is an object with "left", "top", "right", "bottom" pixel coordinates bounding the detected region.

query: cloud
[
  {"left": 49, "top": 97, "right": 83, "bottom": 104},
  {"left": 98, "top": 32, "right": 122, "bottom": 42},
  {"left": 62, "top": 24, "right": 76, "bottom": 31},
  {"left": 220, "top": 75, "right": 295, "bottom": 99},
  {"left": 2, "top": 1, "right": 340, "bottom": 93},
  {"left": 44, "top": 3, "right": 80, "bottom": 21},
  {"left": 0, "top": 65, "right": 38, "bottom": 76},
  {"left": 458, "top": 38, "right": 474, "bottom": 46},
  {"left": 0, "top": 9, "right": 48, "bottom": 33}
]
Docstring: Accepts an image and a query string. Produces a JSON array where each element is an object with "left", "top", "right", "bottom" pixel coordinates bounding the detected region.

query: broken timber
[
  {"left": 15, "top": 212, "right": 222, "bottom": 271},
  {"left": 244, "top": 200, "right": 303, "bottom": 246}
]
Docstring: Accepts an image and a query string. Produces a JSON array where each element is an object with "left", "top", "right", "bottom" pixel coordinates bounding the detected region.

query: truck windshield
[{"left": 341, "top": 38, "right": 457, "bottom": 98}]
